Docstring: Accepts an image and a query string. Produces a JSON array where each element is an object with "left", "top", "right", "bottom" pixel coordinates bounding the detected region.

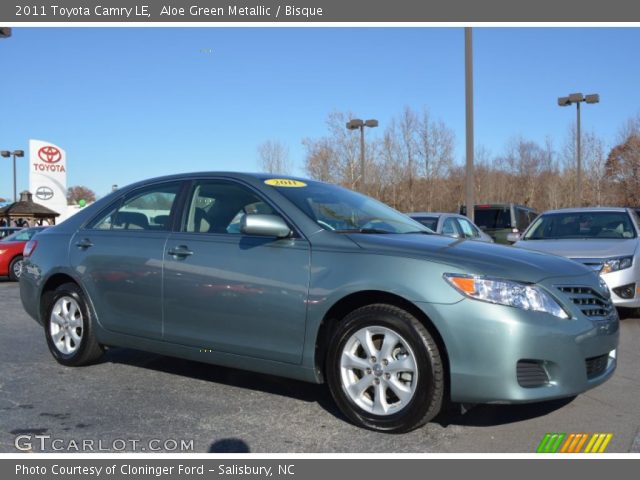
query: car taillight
[{"left": 24, "top": 240, "right": 37, "bottom": 257}]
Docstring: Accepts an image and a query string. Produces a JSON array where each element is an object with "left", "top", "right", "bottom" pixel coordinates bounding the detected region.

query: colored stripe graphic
[
  {"left": 536, "top": 433, "right": 566, "bottom": 453},
  {"left": 584, "top": 433, "right": 613, "bottom": 453},
  {"left": 537, "top": 433, "right": 613, "bottom": 453}
]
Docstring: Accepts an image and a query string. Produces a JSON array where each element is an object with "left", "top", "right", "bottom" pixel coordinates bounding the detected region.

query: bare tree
[
  {"left": 298, "top": 105, "right": 630, "bottom": 215},
  {"left": 303, "top": 111, "right": 366, "bottom": 190},
  {"left": 257, "top": 140, "right": 292, "bottom": 174},
  {"left": 582, "top": 132, "right": 607, "bottom": 206},
  {"left": 605, "top": 133, "right": 640, "bottom": 206},
  {"left": 303, "top": 137, "right": 338, "bottom": 183}
]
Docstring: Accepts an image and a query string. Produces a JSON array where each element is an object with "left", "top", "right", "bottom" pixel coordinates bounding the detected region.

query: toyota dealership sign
[{"left": 29, "top": 139, "right": 67, "bottom": 216}]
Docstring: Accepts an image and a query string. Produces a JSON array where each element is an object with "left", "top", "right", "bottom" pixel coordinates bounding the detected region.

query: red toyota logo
[{"left": 38, "top": 146, "right": 62, "bottom": 164}]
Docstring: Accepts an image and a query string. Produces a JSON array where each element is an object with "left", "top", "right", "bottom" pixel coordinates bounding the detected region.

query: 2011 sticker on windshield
[{"left": 264, "top": 179, "right": 307, "bottom": 187}]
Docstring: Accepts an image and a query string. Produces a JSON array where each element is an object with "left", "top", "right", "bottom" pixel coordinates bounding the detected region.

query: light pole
[
  {"left": 464, "top": 27, "right": 475, "bottom": 222},
  {"left": 346, "top": 118, "right": 378, "bottom": 191},
  {"left": 558, "top": 93, "right": 599, "bottom": 206},
  {"left": 1, "top": 150, "right": 25, "bottom": 202}
]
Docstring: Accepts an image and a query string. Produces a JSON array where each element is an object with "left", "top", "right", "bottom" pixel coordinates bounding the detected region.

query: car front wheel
[
  {"left": 326, "top": 304, "right": 444, "bottom": 433},
  {"left": 44, "top": 283, "right": 103, "bottom": 366}
]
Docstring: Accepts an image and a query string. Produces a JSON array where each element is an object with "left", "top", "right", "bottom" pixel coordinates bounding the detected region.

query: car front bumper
[
  {"left": 600, "top": 267, "right": 640, "bottom": 308},
  {"left": 417, "top": 299, "right": 618, "bottom": 404}
]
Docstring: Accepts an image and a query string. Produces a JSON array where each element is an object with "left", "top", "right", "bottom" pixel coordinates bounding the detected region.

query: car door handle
[
  {"left": 167, "top": 245, "right": 194, "bottom": 258},
  {"left": 75, "top": 238, "right": 94, "bottom": 249}
]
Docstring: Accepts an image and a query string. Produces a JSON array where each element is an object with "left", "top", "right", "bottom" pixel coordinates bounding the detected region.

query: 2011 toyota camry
[{"left": 20, "top": 173, "right": 619, "bottom": 432}]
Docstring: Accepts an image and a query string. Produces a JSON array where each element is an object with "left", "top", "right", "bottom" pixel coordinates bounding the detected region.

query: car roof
[
  {"left": 540, "top": 207, "right": 631, "bottom": 215},
  {"left": 123, "top": 171, "right": 316, "bottom": 187},
  {"left": 474, "top": 203, "right": 535, "bottom": 209},
  {"left": 407, "top": 212, "right": 459, "bottom": 217}
]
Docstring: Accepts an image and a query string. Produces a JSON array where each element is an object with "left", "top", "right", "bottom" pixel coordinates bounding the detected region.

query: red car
[{"left": 0, "top": 227, "right": 47, "bottom": 281}]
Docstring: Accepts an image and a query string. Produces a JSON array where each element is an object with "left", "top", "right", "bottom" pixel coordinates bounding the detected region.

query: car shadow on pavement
[
  {"left": 208, "top": 438, "right": 251, "bottom": 453},
  {"left": 101, "top": 347, "right": 581, "bottom": 430},
  {"left": 102, "top": 347, "right": 346, "bottom": 421},
  {"left": 435, "top": 397, "right": 576, "bottom": 427}
]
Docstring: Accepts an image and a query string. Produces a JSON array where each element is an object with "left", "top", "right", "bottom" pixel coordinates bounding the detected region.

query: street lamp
[
  {"left": 1, "top": 150, "right": 25, "bottom": 202},
  {"left": 346, "top": 118, "right": 378, "bottom": 190},
  {"left": 464, "top": 27, "right": 475, "bottom": 222},
  {"left": 558, "top": 92, "right": 599, "bottom": 206}
]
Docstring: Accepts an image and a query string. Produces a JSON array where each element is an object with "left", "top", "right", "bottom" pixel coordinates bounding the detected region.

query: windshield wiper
[
  {"left": 403, "top": 230, "right": 432, "bottom": 235},
  {"left": 334, "top": 228, "right": 395, "bottom": 234}
]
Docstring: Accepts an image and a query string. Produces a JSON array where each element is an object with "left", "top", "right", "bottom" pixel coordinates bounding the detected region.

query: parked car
[
  {"left": 20, "top": 174, "right": 618, "bottom": 432},
  {"left": 408, "top": 212, "right": 494, "bottom": 243},
  {"left": 512, "top": 207, "right": 640, "bottom": 309},
  {"left": 0, "top": 227, "right": 22, "bottom": 239},
  {"left": 461, "top": 203, "right": 537, "bottom": 244},
  {"left": 0, "top": 227, "right": 47, "bottom": 281}
]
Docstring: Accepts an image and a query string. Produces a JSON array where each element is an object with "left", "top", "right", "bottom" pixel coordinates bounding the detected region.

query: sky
[{"left": 1, "top": 27, "right": 640, "bottom": 199}]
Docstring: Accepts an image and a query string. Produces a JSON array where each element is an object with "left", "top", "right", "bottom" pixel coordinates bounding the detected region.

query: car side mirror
[
  {"left": 506, "top": 232, "right": 521, "bottom": 243},
  {"left": 241, "top": 214, "right": 292, "bottom": 238}
]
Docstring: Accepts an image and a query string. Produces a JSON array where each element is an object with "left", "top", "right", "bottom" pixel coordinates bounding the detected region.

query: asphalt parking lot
[{"left": 0, "top": 281, "right": 638, "bottom": 453}]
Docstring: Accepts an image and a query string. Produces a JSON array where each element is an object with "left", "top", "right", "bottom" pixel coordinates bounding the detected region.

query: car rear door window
[
  {"left": 474, "top": 208, "right": 512, "bottom": 229},
  {"left": 88, "top": 182, "right": 182, "bottom": 231}
]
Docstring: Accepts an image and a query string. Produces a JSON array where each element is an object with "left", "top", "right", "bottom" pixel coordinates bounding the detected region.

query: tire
[
  {"left": 44, "top": 282, "right": 104, "bottom": 366},
  {"left": 326, "top": 304, "right": 444, "bottom": 433},
  {"left": 8, "top": 255, "right": 23, "bottom": 281}
]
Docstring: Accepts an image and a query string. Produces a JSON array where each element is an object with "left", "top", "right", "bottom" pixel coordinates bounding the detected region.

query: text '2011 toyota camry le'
[{"left": 20, "top": 173, "right": 618, "bottom": 432}]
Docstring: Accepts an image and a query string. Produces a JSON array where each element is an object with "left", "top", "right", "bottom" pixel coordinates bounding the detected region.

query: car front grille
[
  {"left": 516, "top": 360, "right": 550, "bottom": 388},
  {"left": 557, "top": 286, "right": 614, "bottom": 318},
  {"left": 585, "top": 354, "right": 609, "bottom": 379}
]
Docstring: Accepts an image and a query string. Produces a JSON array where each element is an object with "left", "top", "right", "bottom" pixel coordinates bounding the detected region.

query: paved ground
[{"left": 0, "top": 281, "right": 638, "bottom": 453}]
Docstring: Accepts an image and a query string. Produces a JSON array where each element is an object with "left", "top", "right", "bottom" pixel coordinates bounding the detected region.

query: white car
[
  {"left": 408, "top": 212, "right": 494, "bottom": 243},
  {"left": 513, "top": 207, "right": 640, "bottom": 309}
]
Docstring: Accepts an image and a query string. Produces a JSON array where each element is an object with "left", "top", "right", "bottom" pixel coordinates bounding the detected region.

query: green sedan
[{"left": 20, "top": 173, "right": 618, "bottom": 432}]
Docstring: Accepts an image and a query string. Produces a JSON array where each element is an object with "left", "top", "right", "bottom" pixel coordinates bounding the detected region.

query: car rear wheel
[
  {"left": 326, "top": 304, "right": 444, "bottom": 432},
  {"left": 8, "top": 255, "right": 23, "bottom": 281},
  {"left": 44, "top": 283, "right": 103, "bottom": 366}
]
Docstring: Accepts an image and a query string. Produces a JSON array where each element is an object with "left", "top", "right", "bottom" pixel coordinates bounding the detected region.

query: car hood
[
  {"left": 513, "top": 238, "right": 638, "bottom": 259},
  {"left": 346, "top": 233, "right": 592, "bottom": 283}
]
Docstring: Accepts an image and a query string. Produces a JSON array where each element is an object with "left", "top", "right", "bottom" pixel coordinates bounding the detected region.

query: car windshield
[
  {"left": 411, "top": 216, "right": 439, "bottom": 231},
  {"left": 272, "top": 181, "right": 431, "bottom": 234},
  {"left": 523, "top": 211, "right": 637, "bottom": 240},
  {"left": 1, "top": 228, "right": 40, "bottom": 242}
]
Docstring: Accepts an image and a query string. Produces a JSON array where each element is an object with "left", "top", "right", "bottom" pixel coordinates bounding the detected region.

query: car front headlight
[
  {"left": 600, "top": 256, "right": 633, "bottom": 274},
  {"left": 444, "top": 273, "right": 569, "bottom": 319}
]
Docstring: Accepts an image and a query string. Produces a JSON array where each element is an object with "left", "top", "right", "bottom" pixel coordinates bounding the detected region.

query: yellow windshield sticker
[{"left": 264, "top": 179, "right": 307, "bottom": 187}]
